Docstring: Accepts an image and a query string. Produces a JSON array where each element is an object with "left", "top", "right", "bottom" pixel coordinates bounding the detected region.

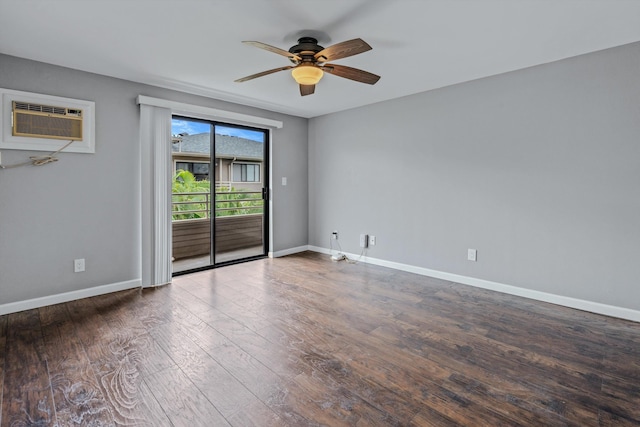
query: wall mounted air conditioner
[{"left": 1, "top": 88, "right": 95, "bottom": 153}]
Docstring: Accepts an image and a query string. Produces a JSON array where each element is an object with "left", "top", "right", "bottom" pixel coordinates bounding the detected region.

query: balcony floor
[{"left": 172, "top": 245, "right": 264, "bottom": 273}]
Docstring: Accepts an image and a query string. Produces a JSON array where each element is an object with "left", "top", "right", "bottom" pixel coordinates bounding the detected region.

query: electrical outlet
[
  {"left": 332, "top": 231, "right": 338, "bottom": 240},
  {"left": 74, "top": 258, "right": 85, "bottom": 272},
  {"left": 369, "top": 235, "right": 376, "bottom": 246},
  {"left": 359, "top": 234, "right": 369, "bottom": 248},
  {"left": 467, "top": 249, "right": 477, "bottom": 262}
]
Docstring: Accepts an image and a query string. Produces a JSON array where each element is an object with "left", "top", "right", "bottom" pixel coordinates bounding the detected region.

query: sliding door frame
[
  {"left": 171, "top": 116, "right": 270, "bottom": 276},
  {"left": 211, "top": 120, "right": 270, "bottom": 268}
]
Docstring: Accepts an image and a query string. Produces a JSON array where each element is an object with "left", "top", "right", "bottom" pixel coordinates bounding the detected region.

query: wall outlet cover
[{"left": 74, "top": 258, "right": 85, "bottom": 272}]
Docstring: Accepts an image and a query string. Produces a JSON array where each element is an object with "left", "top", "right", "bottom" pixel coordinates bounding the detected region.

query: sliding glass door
[{"left": 170, "top": 117, "right": 268, "bottom": 274}]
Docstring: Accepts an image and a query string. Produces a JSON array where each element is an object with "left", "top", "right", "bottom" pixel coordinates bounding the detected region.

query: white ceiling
[{"left": 1, "top": 0, "right": 640, "bottom": 118}]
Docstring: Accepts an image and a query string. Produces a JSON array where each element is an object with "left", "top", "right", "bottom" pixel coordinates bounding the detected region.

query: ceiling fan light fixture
[
  {"left": 292, "top": 65, "right": 323, "bottom": 85},
  {"left": 237, "top": 37, "right": 379, "bottom": 95}
]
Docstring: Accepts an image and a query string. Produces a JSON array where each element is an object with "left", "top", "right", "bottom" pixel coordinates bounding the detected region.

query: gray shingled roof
[{"left": 172, "top": 133, "right": 263, "bottom": 160}]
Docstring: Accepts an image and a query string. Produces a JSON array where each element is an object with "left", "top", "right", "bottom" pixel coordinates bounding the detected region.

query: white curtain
[{"left": 139, "top": 104, "right": 172, "bottom": 287}]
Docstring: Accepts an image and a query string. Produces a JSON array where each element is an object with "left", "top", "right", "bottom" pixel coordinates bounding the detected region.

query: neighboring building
[{"left": 172, "top": 132, "right": 264, "bottom": 191}]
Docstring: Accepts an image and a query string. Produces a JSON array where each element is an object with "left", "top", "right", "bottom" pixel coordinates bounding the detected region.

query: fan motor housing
[{"left": 289, "top": 37, "right": 323, "bottom": 55}]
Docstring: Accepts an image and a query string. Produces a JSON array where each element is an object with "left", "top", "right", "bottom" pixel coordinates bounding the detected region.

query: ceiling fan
[{"left": 235, "top": 37, "right": 380, "bottom": 96}]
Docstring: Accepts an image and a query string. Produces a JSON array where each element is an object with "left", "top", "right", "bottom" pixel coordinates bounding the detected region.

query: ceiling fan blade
[
  {"left": 300, "top": 84, "right": 315, "bottom": 96},
  {"left": 235, "top": 66, "right": 294, "bottom": 83},
  {"left": 242, "top": 41, "right": 301, "bottom": 61},
  {"left": 322, "top": 64, "right": 380, "bottom": 85},
  {"left": 314, "top": 38, "right": 372, "bottom": 62}
]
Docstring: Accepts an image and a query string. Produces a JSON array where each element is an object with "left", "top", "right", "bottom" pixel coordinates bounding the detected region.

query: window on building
[
  {"left": 232, "top": 163, "right": 260, "bottom": 182},
  {"left": 176, "top": 161, "right": 210, "bottom": 181}
]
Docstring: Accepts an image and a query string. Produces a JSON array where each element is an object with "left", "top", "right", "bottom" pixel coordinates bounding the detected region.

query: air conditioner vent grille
[
  {"left": 12, "top": 101, "right": 83, "bottom": 140},
  {"left": 13, "top": 101, "right": 81, "bottom": 117}
]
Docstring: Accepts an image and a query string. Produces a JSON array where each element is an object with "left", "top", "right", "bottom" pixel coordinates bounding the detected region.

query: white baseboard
[
  {"left": 0, "top": 279, "right": 141, "bottom": 316},
  {"left": 270, "top": 245, "right": 310, "bottom": 258},
  {"left": 5, "top": 248, "right": 638, "bottom": 323},
  {"left": 307, "top": 246, "right": 640, "bottom": 323},
  {"left": 308, "top": 245, "right": 331, "bottom": 256}
]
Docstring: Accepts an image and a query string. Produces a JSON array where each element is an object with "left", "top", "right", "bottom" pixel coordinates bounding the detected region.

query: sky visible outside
[{"left": 171, "top": 118, "right": 264, "bottom": 142}]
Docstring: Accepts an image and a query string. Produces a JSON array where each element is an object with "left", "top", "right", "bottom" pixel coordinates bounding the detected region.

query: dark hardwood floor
[{"left": 1, "top": 251, "right": 639, "bottom": 426}]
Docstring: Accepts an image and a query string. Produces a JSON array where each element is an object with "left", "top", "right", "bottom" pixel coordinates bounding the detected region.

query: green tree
[
  {"left": 172, "top": 170, "right": 263, "bottom": 220},
  {"left": 172, "top": 170, "right": 210, "bottom": 220},
  {"left": 215, "top": 187, "right": 263, "bottom": 217}
]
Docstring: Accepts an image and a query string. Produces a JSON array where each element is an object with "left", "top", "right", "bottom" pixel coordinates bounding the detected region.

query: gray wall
[
  {"left": 309, "top": 42, "right": 640, "bottom": 311},
  {"left": 0, "top": 54, "right": 308, "bottom": 305}
]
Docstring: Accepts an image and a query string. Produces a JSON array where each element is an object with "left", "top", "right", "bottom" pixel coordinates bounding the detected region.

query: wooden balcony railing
[
  {"left": 171, "top": 190, "right": 265, "bottom": 260},
  {"left": 172, "top": 214, "right": 263, "bottom": 260}
]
